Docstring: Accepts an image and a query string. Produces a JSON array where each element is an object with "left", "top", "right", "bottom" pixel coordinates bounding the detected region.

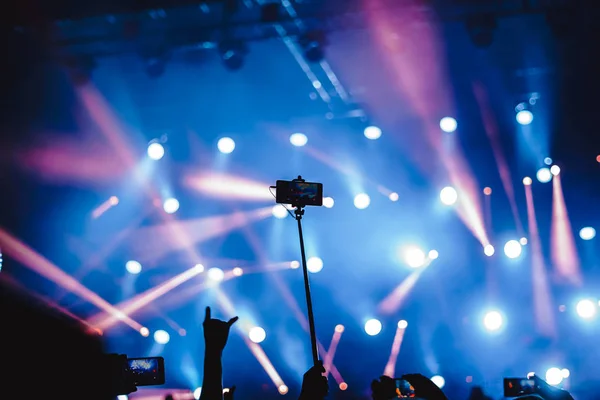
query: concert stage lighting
[
  {"left": 428, "top": 250, "right": 439, "bottom": 260},
  {"left": 323, "top": 197, "right": 334, "bottom": 208},
  {"left": 217, "top": 137, "right": 236, "bottom": 154},
  {"left": 290, "top": 260, "right": 300, "bottom": 269},
  {"left": 576, "top": 299, "right": 597, "bottom": 319},
  {"left": 163, "top": 198, "right": 180, "bottom": 214},
  {"left": 439, "top": 117, "right": 457, "bottom": 133},
  {"left": 398, "top": 320, "right": 408, "bottom": 329},
  {"left": 364, "top": 125, "right": 382, "bottom": 140},
  {"left": 579, "top": 227, "right": 596, "bottom": 240},
  {"left": 193, "top": 387, "right": 202, "bottom": 399},
  {"left": 403, "top": 246, "right": 426, "bottom": 268},
  {"left": 389, "top": 192, "right": 399, "bottom": 202},
  {"left": 307, "top": 256, "right": 323, "bottom": 273},
  {"left": 140, "top": 327, "right": 150, "bottom": 337},
  {"left": 278, "top": 385, "right": 289, "bottom": 395},
  {"left": 207, "top": 267, "right": 225, "bottom": 282},
  {"left": 484, "top": 244, "right": 495, "bottom": 256},
  {"left": 354, "top": 193, "right": 371, "bottom": 209},
  {"left": 523, "top": 177, "right": 532, "bottom": 186},
  {"left": 483, "top": 310, "right": 503, "bottom": 331},
  {"left": 544, "top": 157, "right": 553, "bottom": 165},
  {"left": 154, "top": 329, "right": 170, "bottom": 344},
  {"left": 364, "top": 319, "right": 382, "bottom": 336},
  {"left": 516, "top": 110, "right": 533, "bottom": 125},
  {"left": 550, "top": 165, "right": 561, "bottom": 176},
  {"left": 431, "top": 375, "right": 445, "bottom": 389},
  {"left": 503, "top": 240, "right": 522, "bottom": 259},
  {"left": 290, "top": 133, "right": 308, "bottom": 147},
  {"left": 126, "top": 260, "right": 142, "bottom": 274},
  {"left": 536, "top": 168, "right": 552, "bottom": 183},
  {"left": 147, "top": 142, "right": 165, "bottom": 160},
  {"left": 519, "top": 237, "right": 528, "bottom": 245},
  {"left": 440, "top": 186, "right": 458, "bottom": 205},
  {"left": 272, "top": 205, "right": 289, "bottom": 219},
  {"left": 232, "top": 267, "right": 243, "bottom": 276},
  {"left": 545, "top": 367, "right": 563, "bottom": 386},
  {"left": 249, "top": 326, "right": 267, "bottom": 343}
]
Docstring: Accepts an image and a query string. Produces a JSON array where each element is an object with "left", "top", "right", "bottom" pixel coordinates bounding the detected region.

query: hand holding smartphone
[
  {"left": 503, "top": 378, "right": 536, "bottom": 397},
  {"left": 127, "top": 357, "right": 165, "bottom": 386}
]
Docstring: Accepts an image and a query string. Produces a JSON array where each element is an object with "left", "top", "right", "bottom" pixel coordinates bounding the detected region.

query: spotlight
[
  {"left": 194, "top": 263, "right": 205, "bottom": 273},
  {"left": 339, "top": 382, "right": 348, "bottom": 391},
  {"left": 217, "top": 137, "right": 236, "bottom": 154},
  {"left": 364, "top": 318, "right": 382, "bottom": 336},
  {"left": 428, "top": 249, "right": 439, "bottom": 260},
  {"left": 403, "top": 246, "right": 426, "bottom": 268},
  {"left": 364, "top": 125, "right": 382, "bottom": 140},
  {"left": 278, "top": 385, "right": 289, "bottom": 395},
  {"left": 109, "top": 196, "right": 119, "bottom": 205},
  {"left": 519, "top": 237, "right": 528, "bottom": 245},
  {"left": 398, "top": 320, "right": 408, "bottom": 329},
  {"left": 193, "top": 387, "right": 202, "bottom": 400},
  {"left": 440, "top": 186, "right": 458, "bottom": 205},
  {"left": 579, "top": 227, "right": 596, "bottom": 240},
  {"left": 354, "top": 193, "right": 371, "bottom": 209},
  {"left": 550, "top": 165, "right": 561, "bottom": 176},
  {"left": 504, "top": 240, "right": 522, "bottom": 259},
  {"left": 207, "top": 267, "right": 225, "bottom": 282},
  {"left": 545, "top": 367, "right": 563, "bottom": 386},
  {"left": 140, "top": 327, "right": 150, "bottom": 337},
  {"left": 389, "top": 192, "right": 399, "bottom": 202},
  {"left": 307, "top": 256, "right": 323, "bottom": 273},
  {"left": 290, "top": 132, "right": 308, "bottom": 147},
  {"left": 126, "top": 260, "right": 142, "bottom": 274},
  {"left": 483, "top": 187, "right": 492, "bottom": 195},
  {"left": 249, "top": 326, "right": 266, "bottom": 343},
  {"left": 218, "top": 40, "right": 247, "bottom": 71},
  {"left": 232, "top": 267, "right": 243, "bottom": 276},
  {"left": 483, "top": 310, "right": 503, "bottom": 331},
  {"left": 290, "top": 260, "right": 300, "bottom": 269},
  {"left": 484, "top": 244, "right": 495, "bottom": 256},
  {"left": 431, "top": 375, "right": 446, "bottom": 389},
  {"left": 439, "top": 117, "right": 457, "bottom": 133},
  {"left": 323, "top": 196, "right": 334, "bottom": 208},
  {"left": 335, "top": 324, "right": 345, "bottom": 333},
  {"left": 536, "top": 168, "right": 552, "bottom": 183},
  {"left": 147, "top": 142, "right": 165, "bottom": 160},
  {"left": 163, "top": 198, "right": 180, "bottom": 214},
  {"left": 272, "top": 205, "right": 289, "bottom": 219},
  {"left": 117, "top": 395, "right": 128, "bottom": 400},
  {"left": 523, "top": 177, "right": 532, "bottom": 186},
  {"left": 153, "top": 329, "right": 170, "bottom": 344},
  {"left": 544, "top": 157, "right": 553, "bottom": 165},
  {"left": 561, "top": 369, "right": 570, "bottom": 379},
  {"left": 516, "top": 110, "right": 534, "bottom": 125},
  {"left": 576, "top": 299, "right": 597, "bottom": 319}
]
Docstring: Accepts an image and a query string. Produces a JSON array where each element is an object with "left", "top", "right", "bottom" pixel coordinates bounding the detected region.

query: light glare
[
  {"left": 516, "top": 110, "right": 534, "bottom": 125},
  {"left": 503, "top": 240, "right": 522, "bottom": 259},
  {"left": 147, "top": 142, "right": 165, "bottom": 160},
  {"left": 278, "top": 385, "right": 289, "bottom": 395},
  {"left": 163, "top": 198, "right": 180, "bottom": 214},
  {"left": 431, "top": 375, "right": 445, "bottom": 389},
  {"left": 536, "top": 168, "right": 552, "bottom": 183},
  {"left": 398, "top": 320, "right": 408, "bottom": 329},
  {"left": 249, "top": 326, "right": 267, "bottom": 343},
  {"left": 550, "top": 165, "right": 561, "bottom": 176},
  {"left": 289, "top": 132, "right": 308, "bottom": 147},
  {"left": 272, "top": 205, "right": 289, "bottom": 219},
  {"left": 126, "top": 260, "right": 142, "bottom": 274},
  {"left": 354, "top": 193, "right": 371, "bottom": 209},
  {"left": 484, "top": 244, "right": 495, "bottom": 257},
  {"left": 364, "top": 125, "right": 382, "bottom": 140},
  {"left": 440, "top": 186, "right": 458, "bottom": 205},
  {"left": 545, "top": 368, "right": 563, "bottom": 386},
  {"left": 323, "top": 196, "right": 334, "bottom": 208},
  {"left": 523, "top": 177, "right": 532, "bottom": 186},
  {"left": 194, "top": 387, "right": 202, "bottom": 400},
  {"left": 153, "top": 329, "right": 170, "bottom": 344},
  {"left": 428, "top": 250, "right": 439, "bottom": 260},
  {"left": 439, "top": 117, "right": 457, "bottom": 133},
  {"left": 576, "top": 299, "right": 597, "bottom": 319},
  {"left": 483, "top": 310, "right": 503, "bottom": 331},
  {"left": 207, "top": 267, "right": 225, "bottom": 282},
  {"left": 364, "top": 318, "right": 382, "bottom": 336},
  {"left": 579, "top": 227, "right": 596, "bottom": 240},
  {"left": 389, "top": 192, "right": 399, "bottom": 202},
  {"left": 217, "top": 137, "right": 236, "bottom": 154},
  {"left": 307, "top": 256, "right": 323, "bottom": 273},
  {"left": 403, "top": 246, "right": 426, "bottom": 268}
]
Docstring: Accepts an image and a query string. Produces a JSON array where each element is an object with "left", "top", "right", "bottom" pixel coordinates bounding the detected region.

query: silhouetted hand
[
  {"left": 104, "top": 353, "right": 137, "bottom": 396},
  {"left": 401, "top": 374, "right": 448, "bottom": 400},
  {"left": 299, "top": 361, "right": 328, "bottom": 400},
  {"left": 371, "top": 375, "right": 396, "bottom": 400},
  {"left": 224, "top": 385, "right": 236, "bottom": 400},
  {"left": 524, "top": 375, "right": 574, "bottom": 400},
  {"left": 203, "top": 307, "right": 238, "bottom": 352}
]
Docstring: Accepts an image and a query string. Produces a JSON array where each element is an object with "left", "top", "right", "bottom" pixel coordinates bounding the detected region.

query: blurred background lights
[
  {"left": 484, "top": 244, "right": 495, "bottom": 257},
  {"left": 519, "top": 237, "right": 528, "bottom": 245},
  {"left": 290, "top": 260, "right": 300, "bottom": 269},
  {"left": 249, "top": 326, "right": 266, "bottom": 343},
  {"left": 428, "top": 249, "right": 439, "bottom": 260},
  {"left": 483, "top": 310, "right": 503, "bottom": 331},
  {"left": 163, "top": 197, "right": 180, "bottom": 214},
  {"left": 516, "top": 109, "right": 534, "bottom": 125},
  {"left": 193, "top": 387, "right": 202, "bottom": 400},
  {"left": 504, "top": 240, "right": 522, "bottom": 259},
  {"left": 523, "top": 177, "right": 532, "bottom": 186},
  {"left": 440, "top": 186, "right": 458, "bottom": 205},
  {"left": 483, "top": 187, "right": 492, "bottom": 195},
  {"left": 544, "top": 157, "right": 553, "bottom": 165},
  {"left": 139, "top": 327, "right": 149, "bottom": 337},
  {"left": 125, "top": 260, "right": 142, "bottom": 274},
  {"left": 439, "top": 117, "right": 457, "bottom": 133},
  {"left": 398, "top": 320, "right": 408, "bottom": 329},
  {"left": 278, "top": 385, "right": 288, "bottom": 395},
  {"left": 545, "top": 367, "right": 563, "bottom": 386},
  {"left": 153, "top": 329, "right": 170, "bottom": 344},
  {"left": 109, "top": 196, "right": 119, "bottom": 205},
  {"left": 323, "top": 196, "right": 334, "bottom": 208},
  {"left": 431, "top": 375, "right": 446, "bottom": 389},
  {"left": 217, "top": 137, "right": 236, "bottom": 154},
  {"left": 536, "top": 167, "right": 552, "bottom": 183},
  {"left": 550, "top": 165, "right": 561, "bottom": 175},
  {"left": 232, "top": 267, "right": 243, "bottom": 276},
  {"left": 579, "top": 227, "right": 596, "bottom": 240},
  {"left": 307, "top": 256, "right": 323, "bottom": 273},
  {"left": 272, "top": 204, "right": 288, "bottom": 219},
  {"left": 335, "top": 324, "right": 345, "bottom": 333},
  {"left": 289, "top": 132, "right": 308, "bottom": 147},
  {"left": 364, "top": 125, "right": 382, "bottom": 140},
  {"left": 389, "top": 192, "right": 399, "bottom": 202},
  {"left": 561, "top": 369, "right": 570, "bottom": 379},
  {"left": 194, "top": 263, "right": 205, "bottom": 273},
  {"left": 354, "top": 193, "right": 371, "bottom": 209},
  {"left": 364, "top": 318, "right": 382, "bottom": 336},
  {"left": 147, "top": 142, "right": 165, "bottom": 160},
  {"left": 207, "top": 267, "right": 225, "bottom": 282},
  {"left": 117, "top": 395, "right": 128, "bottom": 400},
  {"left": 404, "top": 246, "right": 426, "bottom": 268},
  {"left": 576, "top": 299, "right": 597, "bottom": 319},
  {"left": 339, "top": 382, "right": 348, "bottom": 391}
]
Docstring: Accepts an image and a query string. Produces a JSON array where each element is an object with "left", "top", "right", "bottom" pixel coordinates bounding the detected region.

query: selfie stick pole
[{"left": 293, "top": 177, "right": 320, "bottom": 366}]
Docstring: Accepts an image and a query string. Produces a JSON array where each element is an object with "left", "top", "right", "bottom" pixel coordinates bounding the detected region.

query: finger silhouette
[
  {"left": 227, "top": 316, "right": 239, "bottom": 326},
  {"left": 230, "top": 385, "right": 236, "bottom": 394},
  {"left": 204, "top": 306, "right": 211, "bottom": 322}
]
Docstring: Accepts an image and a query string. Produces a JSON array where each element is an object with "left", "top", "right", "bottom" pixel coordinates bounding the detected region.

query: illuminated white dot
[
  {"left": 561, "top": 369, "right": 570, "bottom": 379},
  {"left": 516, "top": 110, "right": 534, "bottom": 125},
  {"left": 389, "top": 192, "right": 399, "bottom": 202},
  {"left": 398, "top": 320, "right": 408, "bottom": 329},
  {"left": 440, "top": 186, "right": 458, "bottom": 205},
  {"left": 431, "top": 375, "right": 445, "bottom": 389},
  {"left": 354, "top": 193, "right": 371, "bottom": 209},
  {"left": 194, "top": 263, "right": 205, "bottom": 272},
  {"left": 153, "top": 329, "right": 170, "bottom": 344},
  {"left": 163, "top": 197, "right": 180, "bottom": 214},
  {"left": 519, "top": 237, "right": 528, "bottom": 245},
  {"left": 544, "top": 157, "right": 553, "bottom": 165},
  {"left": 278, "top": 385, "right": 289, "bottom": 395},
  {"left": 290, "top": 133, "right": 308, "bottom": 147},
  {"left": 207, "top": 267, "right": 225, "bottom": 282},
  {"left": 439, "top": 117, "right": 457, "bottom": 133},
  {"left": 484, "top": 244, "right": 495, "bottom": 257},
  {"left": 364, "top": 318, "right": 382, "bottom": 336},
  {"left": 576, "top": 299, "right": 597, "bottom": 319},
  {"left": 117, "top": 396, "right": 129, "bottom": 400},
  {"left": 147, "top": 142, "right": 165, "bottom": 160},
  {"left": 126, "top": 260, "right": 142, "bottom": 274},
  {"left": 307, "top": 256, "right": 323, "bottom": 273},
  {"left": 232, "top": 267, "right": 243, "bottom": 276},
  {"left": 428, "top": 250, "right": 439, "bottom": 260},
  {"left": 290, "top": 260, "right": 300, "bottom": 269},
  {"left": 504, "top": 240, "right": 522, "bottom": 259},
  {"left": 323, "top": 196, "right": 334, "bottom": 208},
  {"left": 249, "top": 326, "right": 266, "bottom": 343},
  {"left": 335, "top": 324, "right": 345, "bottom": 333},
  {"left": 139, "top": 327, "right": 150, "bottom": 337},
  {"left": 523, "top": 177, "right": 532, "bottom": 185},
  {"left": 364, "top": 125, "right": 382, "bottom": 140},
  {"left": 545, "top": 367, "right": 563, "bottom": 386},
  {"left": 536, "top": 168, "right": 552, "bottom": 183},
  {"left": 579, "top": 227, "right": 596, "bottom": 240},
  {"left": 483, "top": 310, "right": 503, "bottom": 331},
  {"left": 403, "top": 246, "right": 426, "bottom": 268},
  {"left": 550, "top": 165, "right": 561, "bottom": 176},
  {"left": 217, "top": 137, "right": 236, "bottom": 154},
  {"left": 272, "top": 204, "right": 289, "bottom": 219},
  {"left": 193, "top": 387, "right": 202, "bottom": 400}
]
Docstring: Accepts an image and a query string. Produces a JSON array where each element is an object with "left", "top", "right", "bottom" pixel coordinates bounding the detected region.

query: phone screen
[
  {"left": 503, "top": 378, "right": 535, "bottom": 397},
  {"left": 275, "top": 180, "right": 323, "bottom": 207},
  {"left": 127, "top": 357, "right": 165, "bottom": 386},
  {"left": 394, "top": 379, "right": 416, "bottom": 398}
]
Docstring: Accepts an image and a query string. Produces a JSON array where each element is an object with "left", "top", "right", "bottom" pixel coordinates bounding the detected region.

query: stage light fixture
[
  {"left": 536, "top": 168, "right": 552, "bottom": 183},
  {"left": 364, "top": 125, "right": 382, "bottom": 140},
  {"left": 504, "top": 240, "right": 522, "bottom": 259},
  {"left": 249, "top": 326, "right": 267, "bottom": 343},
  {"left": 483, "top": 310, "right": 503, "bottom": 331},
  {"left": 307, "top": 256, "right": 323, "bottom": 273},
  {"left": 484, "top": 244, "right": 495, "bottom": 256},
  {"left": 398, "top": 320, "right": 408, "bottom": 329},
  {"left": 545, "top": 367, "right": 563, "bottom": 386},
  {"left": 217, "top": 137, "right": 236, "bottom": 154},
  {"left": 140, "top": 327, "right": 150, "bottom": 337},
  {"left": 364, "top": 318, "right": 382, "bottom": 336},
  {"left": 576, "top": 299, "right": 597, "bottom": 319},
  {"left": 544, "top": 157, "right": 553, "bottom": 165},
  {"left": 147, "top": 142, "right": 165, "bottom": 160},
  {"left": 194, "top": 387, "right": 202, "bottom": 400},
  {"left": 403, "top": 246, "right": 426, "bottom": 268},
  {"left": 428, "top": 249, "right": 439, "bottom": 260},
  {"left": 354, "top": 193, "right": 371, "bottom": 209},
  {"left": 126, "top": 260, "right": 142, "bottom": 274},
  {"left": 278, "top": 385, "right": 289, "bottom": 395},
  {"left": 153, "top": 329, "right": 170, "bottom": 344},
  {"left": 431, "top": 375, "right": 446, "bottom": 389},
  {"left": 290, "top": 132, "right": 308, "bottom": 147},
  {"left": 207, "top": 267, "right": 225, "bottom": 282},
  {"left": 439, "top": 117, "right": 457, "bottom": 133},
  {"left": 272, "top": 205, "right": 289, "bottom": 219},
  {"left": 550, "top": 165, "right": 561, "bottom": 176},
  {"left": 523, "top": 177, "right": 532, "bottom": 186},
  {"left": 218, "top": 40, "right": 247, "bottom": 71},
  {"left": 440, "top": 186, "right": 458, "bottom": 205},
  {"left": 323, "top": 196, "right": 334, "bottom": 208},
  {"left": 163, "top": 198, "right": 180, "bottom": 214},
  {"left": 389, "top": 192, "right": 399, "bottom": 202},
  {"left": 579, "top": 227, "right": 596, "bottom": 240},
  {"left": 300, "top": 31, "right": 326, "bottom": 62}
]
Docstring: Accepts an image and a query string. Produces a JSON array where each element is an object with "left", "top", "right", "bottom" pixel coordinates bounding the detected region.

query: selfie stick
[{"left": 292, "top": 176, "right": 320, "bottom": 366}]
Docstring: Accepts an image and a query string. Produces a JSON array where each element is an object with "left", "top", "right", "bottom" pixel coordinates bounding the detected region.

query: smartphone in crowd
[
  {"left": 127, "top": 357, "right": 165, "bottom": 386},
  {"left": 503, "top": 377, "right": 536, "bottom": 397},
  {"left": 275, "top": 180, "right": 323, "bottom": 207},
  {"left": 394, "top": 378, "right": 416, "bottom": 398}
]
